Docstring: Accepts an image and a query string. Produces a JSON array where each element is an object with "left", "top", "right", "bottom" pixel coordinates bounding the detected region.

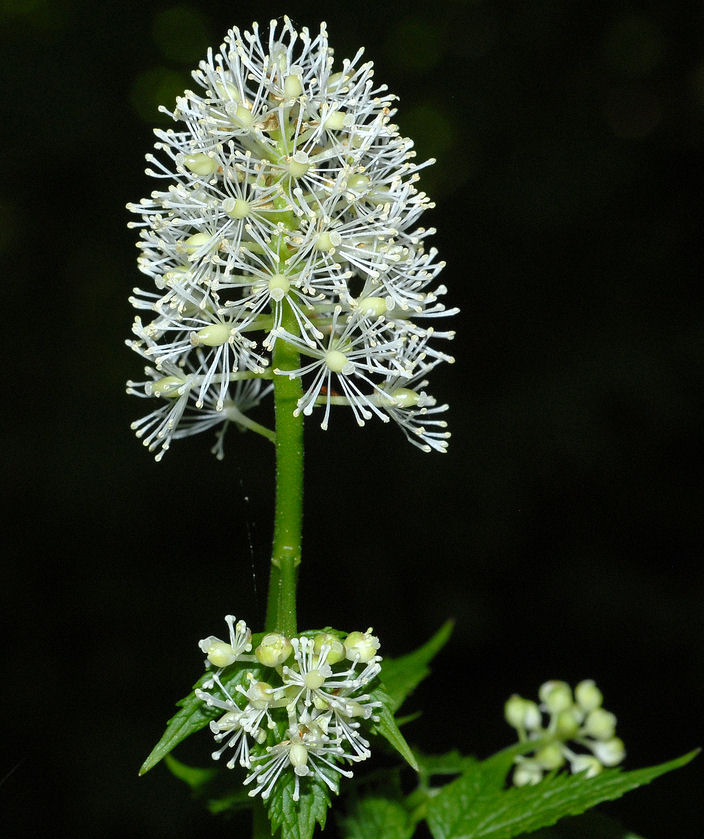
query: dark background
[{"left": 2, "top": 0, "right": 702, "bottom": 836}]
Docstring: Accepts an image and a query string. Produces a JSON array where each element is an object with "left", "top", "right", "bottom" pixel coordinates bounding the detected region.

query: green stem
[{"left": 264, "top": 301, "right": 304, "bottom": 636}]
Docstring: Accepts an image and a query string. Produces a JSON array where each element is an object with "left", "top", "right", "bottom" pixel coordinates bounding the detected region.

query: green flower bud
[
  {"left": 346, "top": 173, "right": 371, "bottom": 193},
  {"left": 346, "top": 700, "right": 370, "bottom": 718},
  {"left": 570, "top": 755, "right": 602, "bottom": 778},
  {"left": 205, "top": 640, "right": 237, "bottom": 668},
  {"left": 286, "top": 151, "right": 309, "bottom": 179},
  {"left": 327, "top": 71, "right": 348, "bottom": 92},
  {"left": 151, "top": 376, "right": 184, "bottom": 398},
  {"left": 303, "top": 669, "right": 326, "bottom": 690},
  {"left": 575, "top": 679, "right": 603, "bottom": 711},
  {"left": 284, "top": 74, "right": 303, "bottom": 99},
  {"left": 255, "top": 633, "right": 293, "bottom": 667},
  {"left": 357, "top": 296, "right": 387, "bottom": 318},
  {"left": 343, "top": 629, "right": 380, "bottom": 663},
  {"left": 325, "top": 349, "right": 350, "bottom": 374},
  {"left": 390, "top": 388, "right": 421, "bottom": 409},
  {"left": 584, "top": 708, "right": 617, "bottom": 740},
  {"left": 182, "top": 232, "right": 212, "bottom": 253},
  {"left": 227, "top": 103, "right": 255, "bottom": 128},
  {"left": 222, "top": 197, "right": 250, "bottom": 219},
  {"left": 504, "top": 695, "right": 540, "bottom": 730},
  {"left": 248, "top": 680, "right": 273, "bottom": 709},
  {"left": 505, "top": 694, "right": 527, "bottom": 729},
  {"left": 591, "top": 737, "right": 626, "bottom": 767},
  {"left": 555, "top": 708, "right": 581, "bottom": 738},
  {"left": 183, "top": 153, "right": 217, "bottom": 175},
  {"left": 211, "top": 710, "right": 240, "bottom": 733},
  {"left": 289, "top": 743, "right": 309, "bottom": 771},
  {"left": 268, "top": 273, "right": 290, "bottom": 302},
  {"left": 513, "top": 759, "right": 543, "bottom": 787},
  {"left": 162, "top": 265, "right": 190, "bottom": 287},
  {"left": 315, "top": 230, "right": 342, "bottom": 251},
  {"left": 535, "top": 742, "right": 565, "bottom": 770},
  {"left": 324, "top": 110, "right": 346, "bottom": 131},
  {"left": 313, "top": 632, "right": 345, "bottom": 664},
  {"left": 193, "top": 323, "right": 231, "bottom": 347},
  {"left": 539, "top": 680, "right": 573, "bottom": 714}
]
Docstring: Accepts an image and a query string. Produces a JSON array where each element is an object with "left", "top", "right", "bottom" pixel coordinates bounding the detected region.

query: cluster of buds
[
  {"left": 504, "top": 679, "right": 626, "bottom": 786},
  {"left": 126, "top": 17, "right": 455, "bottom": 460},
  {"left": 196, "top": 616, "right": 382, "bottom": 801}
]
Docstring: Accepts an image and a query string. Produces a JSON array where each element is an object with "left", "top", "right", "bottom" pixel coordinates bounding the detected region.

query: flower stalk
[{"left": 266, "top": 301, "right": 304, "bottom": 636}]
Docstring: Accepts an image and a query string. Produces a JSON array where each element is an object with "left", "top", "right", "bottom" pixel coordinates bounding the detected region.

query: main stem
[{"left": 264, "top": 302, "right": 304, "bottom": 637}]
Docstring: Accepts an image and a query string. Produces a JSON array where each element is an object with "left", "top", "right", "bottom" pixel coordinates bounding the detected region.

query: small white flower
[
  {"left": 282, "top": 636, "right": 380, "bottom": 716},
  {"left": 196, "top": 620, "right": 383, "bottom": 800},
  {"left": 244, "top": 722, "right": 353, "bottom": 801},
  {"left": 198, "top": 615, "right": 253, "bottom": 672}
]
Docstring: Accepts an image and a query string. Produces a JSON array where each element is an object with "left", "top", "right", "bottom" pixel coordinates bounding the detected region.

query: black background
[{"left": 2, "top": 0, "right": 702, "bottom": 836}]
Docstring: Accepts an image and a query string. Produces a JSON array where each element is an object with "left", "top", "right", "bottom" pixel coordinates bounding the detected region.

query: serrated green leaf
[
  {"left": 381, "top": 621, "right": 454, "bottom": 713},
  {"left": 396, "top": 711, "right": 423, "bottom": 728},
  {"left": 265, "top": 770, "right": 332, "bottom": 839},
  {"left": 416, "top": 750, "right": 479, "bottom": 779},
  {"left": 338, "top": 794, "right": 415, "bottom": 839},
  {"left": 140, "top": 661, "right": 265, "bottom": 775},
  {"left": 521, "top": 810, "right": 645, "bottom": 839},
  {"left": 477, "top": 741, "right": 543, "bottom": 791},
  {"left": 207, "top": 786, "right": 256, "bottom": 815},
  {"left": 164, "top": 753, "right": 254, "bottom": 815},
  {"left": 164, "top": 753, "right": 218, "bottom": 790},
  {"left": 370, "top": 687, "right": 418, "bottom": 770},
  {"left": 426, "top": 750, "right": 698, "bottom": 839}
]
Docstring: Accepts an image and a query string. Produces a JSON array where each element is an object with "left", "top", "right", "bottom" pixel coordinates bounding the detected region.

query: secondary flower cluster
[
  {"left": 126, "top": 17, "right": 455, "bottom": 460},
  {"left": 196, "top": 616, "right": 382, "bottom": 801},
  {"left": 504, "top": 680, "right": 626, "bottom": 786}
]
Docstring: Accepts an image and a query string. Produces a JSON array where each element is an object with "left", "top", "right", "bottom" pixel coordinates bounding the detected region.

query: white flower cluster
[
  {"left": 126, "top": 17, "right": 455, "bottom": 461},
  {"left": 504, "top": 679, "right": 626, "bottom": 785},
  {"left": 196, "top": 616, "right": 382, "bottom": 801}
]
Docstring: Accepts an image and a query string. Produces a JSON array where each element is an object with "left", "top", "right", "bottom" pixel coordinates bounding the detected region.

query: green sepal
[
  {"left": 381, "top": 620, "right": 454, "bottom": 713},
  {"left": 139, "top": 659, "right": 265, "bottom": 775},
  {"left": 425, "top": 749, "right": 699, "bottom": 839},
  {"left": 265, "top": 767, "right": 333, "bottom": 839}
]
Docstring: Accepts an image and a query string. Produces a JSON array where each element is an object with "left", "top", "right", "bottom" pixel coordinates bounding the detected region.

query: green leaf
[
  {"left": 265, "top": 770, "right": 332, "bottom": 839},
  {"left": 426, "top": 749, "right": 698, "bottom": 839},
  {"left": 140, "top": 661, "right": 265, "bottom": 775},
  {"left": 338, "top": 794, "right": 416, "bottom": 839},
  {"left": 381, "top": 620, "right": 454, "bottom": 713},
  {"left": 164, "top": 753, "right": 218, "bottom": 791},
  {"left": 475, "top": 741, "right": 543, "bottom": 791},
  {"left": 370, "top": 686, "right": 419, "bottom": 770},
  {"left": 208, "top": 786, "right": 256, "bottom": 816},
  {"left": 416, "top": 750, "right": 479, "bottom": 780},
  {"left": 520, "top": 811, "right": 645, "bottom": 839},
  {"left": 164, "top": 753, "right": 254, "bottom": 815}
]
